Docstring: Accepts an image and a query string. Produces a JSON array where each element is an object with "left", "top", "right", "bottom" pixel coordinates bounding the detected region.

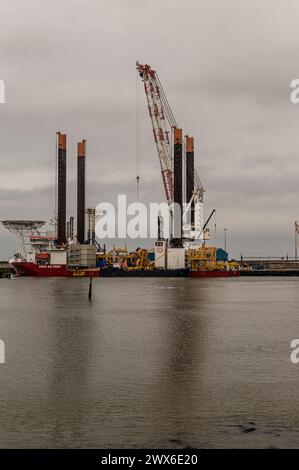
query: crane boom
[
  {"left": 136, "top": 62, "right": 173, "bottom": 204},
  {"left": 137, "top": 61, "right": 205, "bottom": 242}
]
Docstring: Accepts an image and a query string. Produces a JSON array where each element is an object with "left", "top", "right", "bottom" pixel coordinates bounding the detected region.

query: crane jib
[
  {"left": 137, "top": 62, "right": 174, "bottom": 203},
  {"left": 136, "top": 61, "right": 205, "bottom": 242}
]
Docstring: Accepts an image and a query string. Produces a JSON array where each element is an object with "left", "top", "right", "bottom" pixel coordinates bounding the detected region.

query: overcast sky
[{"left": 1, "top": 0, "right": 299, "bottom": 258}]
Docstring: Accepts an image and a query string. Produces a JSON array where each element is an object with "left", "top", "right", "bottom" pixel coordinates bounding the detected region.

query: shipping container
[
  {"left": 167, "top": 248, "right": 185, "bottom": 270},
  {"left": 50, "top": 249, "right": 67, "bottom": 265}
]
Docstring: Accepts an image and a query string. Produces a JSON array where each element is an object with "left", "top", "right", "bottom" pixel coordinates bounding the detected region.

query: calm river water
[{"left": 0, "top": 276, "right": 299, "bottom": 448}]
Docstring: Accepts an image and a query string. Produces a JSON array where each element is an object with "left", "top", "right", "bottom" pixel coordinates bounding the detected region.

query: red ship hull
[
  {"left": 12, "top": 262, "right": 239, "bottom": 278},
  {"left": 12, "top": 262, "right": 100, "bottom": 277},
  {"left": 189, "top": 270, "right": 240, "bottom": 277}
]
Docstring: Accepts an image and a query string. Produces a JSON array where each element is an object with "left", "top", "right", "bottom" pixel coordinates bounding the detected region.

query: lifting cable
[
  {"left": 54, "top": 134, "right": 58, "bottom": 238},
  {"left": 136, "top": 69, "right": 141, "bottom": 199}
]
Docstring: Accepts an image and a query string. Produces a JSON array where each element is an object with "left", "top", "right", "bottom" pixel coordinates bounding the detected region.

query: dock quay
[
  {"left": 240, "top": 257, "right": 299, "bottom": 276},
  {"left": 0, "top": 262, "right": 13, "bottom": 278}
]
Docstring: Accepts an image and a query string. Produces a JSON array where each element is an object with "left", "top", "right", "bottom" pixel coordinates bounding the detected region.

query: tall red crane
[
  {"left": 136, "top": 62, "right": 174, "bottom": 204},
  {"left": 136, "top": 61, "right": 204, "bottom": 241}
]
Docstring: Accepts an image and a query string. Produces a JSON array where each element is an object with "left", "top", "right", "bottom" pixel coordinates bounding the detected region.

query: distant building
[{"left": 216, "top": 248, "right": 228, "bottom": 262}]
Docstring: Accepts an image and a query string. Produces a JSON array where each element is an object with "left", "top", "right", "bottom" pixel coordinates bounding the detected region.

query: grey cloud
[{"left": 1, "top": 0, "right": 299, "bottom": 259}]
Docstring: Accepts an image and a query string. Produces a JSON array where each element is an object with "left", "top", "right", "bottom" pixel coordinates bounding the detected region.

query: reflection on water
[
  {"left": 0, "top": 277, "right": 299, "bottom": 448},
  {"left": 48, "top": 280, "right": 96, "bottom": 446}
]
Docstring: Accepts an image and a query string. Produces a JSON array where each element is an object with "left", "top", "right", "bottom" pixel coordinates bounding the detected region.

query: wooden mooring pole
[{"left": 88, "top": 276, "right": 93, "bottom": 300}]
